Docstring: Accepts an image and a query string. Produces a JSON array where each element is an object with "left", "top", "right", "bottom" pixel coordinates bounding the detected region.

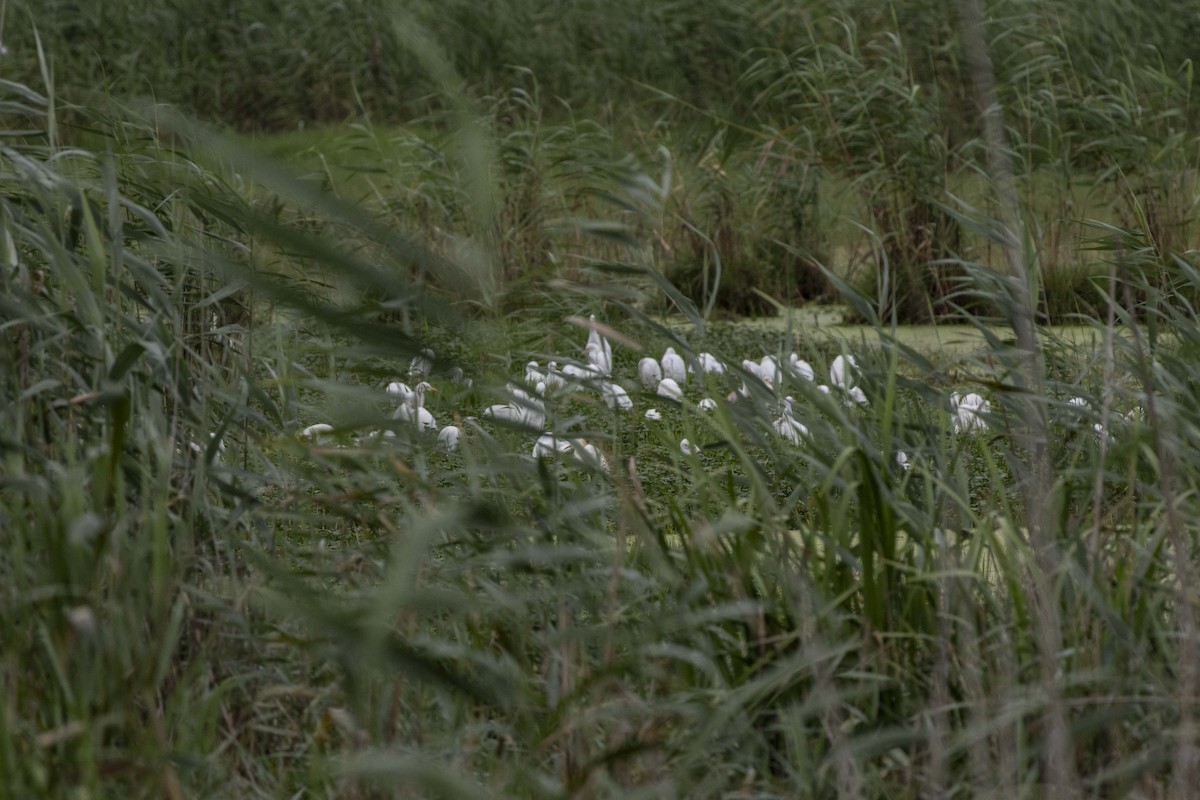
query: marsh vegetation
[{"left": 2, "top": 1, "right": 1200, "bottom": 797}]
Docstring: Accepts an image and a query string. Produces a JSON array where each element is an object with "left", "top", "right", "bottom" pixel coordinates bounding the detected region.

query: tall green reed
[{"left": 0, "top": 80, "right": 270, "bottom": 796}]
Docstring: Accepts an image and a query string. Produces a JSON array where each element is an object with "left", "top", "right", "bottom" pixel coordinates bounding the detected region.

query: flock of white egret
[
  {"left": 299, "top": 315, "right": 1135, "bottom": 470},
  {"left": 300, "top": 316, "right": 879, "bottom": 463}
]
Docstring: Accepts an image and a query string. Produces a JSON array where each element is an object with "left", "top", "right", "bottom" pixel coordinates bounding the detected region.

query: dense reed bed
[{"left": 2, "top": 1, "right": 1200, "bottom": 796}]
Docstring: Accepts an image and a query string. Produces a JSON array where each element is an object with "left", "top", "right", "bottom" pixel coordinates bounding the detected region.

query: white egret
[
  {"left": 698, "top": 397, "right": 717, "bottom": 411},
  {"left": 845, "top": 386, "right": 869, "bottom": 406},
  {"left": 602, "top": 382, "right": 633, "bottom": 411},
  {"left": 679, "top": 438, "right": 696, "bottom": 455},
  {"left": 788, "top": 354, "right": 814, "bottom": 382},
  {"left": 950, "top": 392, "right": 989, "bottom": 435},
  {"left": 412, "top": 380, "right": 437, "bottom": 411},
  {"left": 355, "top": 428, "right": 396, "bottom": 446},
  {"left": 408, "top": 347, "right": 435, "bottom": 377},
  {"left": 661, "top": 347, "right": 686, "bottom": 384},
  {"left": 390, "top": 383, "right": 414, "bottom": 406},
  {"left": 656, "top": 377, "right": 683, "bottom": 401},
  {"left": 394, "top": 381, "right": 437, "bottom": 430},
  {"left": 574, "top": 439, "right": 609, "bottom": 472},
  {"left": 830, "top": 354, "right": 858, "bottom": 390},
  {"left": 1066, "top": 397, "right": 1094, "bottom": 437},
  {"left": 742, "top": 359, "right": 765, "bottom": 383},
  {"left": 525, "top": 360, "right": 545, "bottom": 386},
  {"left": 484, "top": 384, "right": 545, "bottom": 430},
  {"left": 543, "top": 362, "right": 566, "bottom": 391},
  {"left": 1092, "top": 406, "right": 1139, "bottom": 445},
  {"left": 759, "top": 355, "right": 782, "bottom": 386},
  {"left": 533, "top": 433, "right": 573, "bottom": 459},
  {"left": 448, "top": 366, "right": 473, "bottom": 388},
  {"left": 301, "top": 423, "right": 335, "bottom": 444},
  {"left": 507, "top": 383, "right": 546, "bottom": 429},
  {"left": 645, "top": 408, "right": 662, "bottom": 421},
  {"left": 697, "top": 352, "right": 725, "bottom": 375},
  {"left": 638, "top": 357, "right": 663, "bottom": 391},
  {"left": 773, "top": 396, "right": 809, "bottom": 445},
  {"left": 483, "top": 403, "right": 524, "bottom": 424},
  {"left": 587, "top": 315, "right": 614, "bottom": 376},
  {"left": 584, "top": 341, "right": 612, "bottom": 376},
  {"left": 1066, "top": 397, "right": 1111, "bottom": 444},
  {"left": 896, "top": 451, "right": 912, "bottom": 471},
  {"left": 187, "top": 432, "right": 227, "bottom": 461},
  {"left": 438, "top": 425, "right": 461, "bottom": 452},
  {"left": 562, "top": 361, "right": 601, "bottom": 381}
]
